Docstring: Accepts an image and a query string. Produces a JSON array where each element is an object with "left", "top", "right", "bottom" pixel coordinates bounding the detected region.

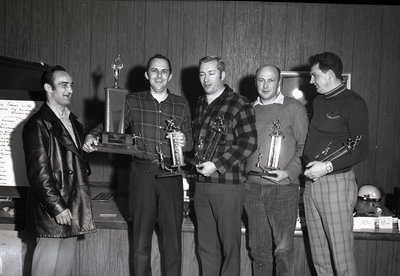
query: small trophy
[
  {"left": 195, "top": 115, "right": 226, "bottom": 163},
  {"left": 314, "top": 135, "right": 362, "bottom": 162},
  {"left": 156, "top": 117, "right": 186, "bottom": 178},
  {"left": 248, "top": 119, "right": 284, "bottom": 178}
]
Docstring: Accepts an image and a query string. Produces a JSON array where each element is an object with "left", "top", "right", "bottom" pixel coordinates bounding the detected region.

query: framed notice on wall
[{"left": 0, "top": 90, "right": 45, "bottom": 197}]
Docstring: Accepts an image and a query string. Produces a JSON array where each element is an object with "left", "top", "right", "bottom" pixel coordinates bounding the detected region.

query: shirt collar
[
  {"left": 324, "top": 83, "right": 347, "bottom": 99},
  {"left": 47, "top": 103, "right": 70, "bottom": 119},
  {"left": 253, "top": 92, "right": 284, "bottom": 106}
]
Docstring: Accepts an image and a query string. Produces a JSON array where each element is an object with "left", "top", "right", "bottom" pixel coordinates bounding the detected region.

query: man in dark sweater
[
  {"left": 303, "top": 52, "right": 369, "bottom": 276},
  {"left": 244, "top": 65, "right": 309, "bottom": 275}
]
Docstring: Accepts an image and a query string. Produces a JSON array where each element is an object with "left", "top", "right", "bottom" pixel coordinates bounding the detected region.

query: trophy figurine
[
  {"left": 248, "top": 119, "right": 284, "bottom": 178},
  {"left": 315, "top": 135, "right": 362, "bottom": 162},
  {"left": 111, "top": 54, "right": 123, "bottom": 89},
  {"left": 195, "top": 115, "right": 226, "bottom": 164},
  {"left": 156, "top": 117, "right": 186, "bottom": 178}
]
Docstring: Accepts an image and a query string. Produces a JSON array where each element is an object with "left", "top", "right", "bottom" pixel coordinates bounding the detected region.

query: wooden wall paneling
[
  {"left": 0, "top": 0, "right": 4, "bottom": 55},
  {"left": 375, "top": 6, "right": 400, "bottom": 194},
  {"left": 104, "top": 1, "right": 119, "bottom": 91},
  {"left": 69, "top": 0, "right": 92, "bottom": 120},
  {"left": 300, "top": 4, "right": 327, "bottom": 65},
  {"left": 284, "top": 3, "right": 303, "bottom": 70},
  {"left": 180, "top": 0, "right": 207, "bottom": 110},
  {"left": 205, "top": 1, "right": 224, "bottom": 58},
  {"left": 144, "top": 1, "right": 170, "bottom": 63},
  {"left": 168, "top": 0, "right": 184, "bottom": 96},
  {"left": 129, "top": 0, "right": 146, "bottom": 92},
  {"left": 260, "top": 3, "right": 287, "bottom": 71},
  {"left": 339, "top": 5, "right": 355, "bottom": 75},
  {"left": 221, "top": 1, "right": 236, "bottom": 88},
  {"left": 30, "top": 0, "right": 54, "bottom": 65},
  {"left": 86, "top": 1, "right": 109, "bottom": 184},
  {"left": 118, "top": 1, "right": 136, "bottom": 91},
  {"left": 53, "top": 0, "right": 71, "bottom": 70},
  {"left": 232, "top": 1, "right": 263, "bottom": 98},
  {"left": 4, "top": 0, "right": 31, "bottom": 60},
  {"left": 352, "top": 5, "right": 383, "bottom": 187},
  {"left": 325, "top": 5, "right": 344, "bottom": 55}
]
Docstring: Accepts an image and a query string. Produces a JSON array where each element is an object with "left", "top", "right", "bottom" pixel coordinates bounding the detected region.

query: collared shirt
[
  {"left": 253, "top": 93, "right": 285, "bottom": 107},
  {"left": 193, "top": 85, "right": 257, "bottom": 184},
  {"left": 47, "top": 104, "right": 78, "bottom": 147},
  {"left": 90, "top": 90, "right": 193, "bottom": 160}
]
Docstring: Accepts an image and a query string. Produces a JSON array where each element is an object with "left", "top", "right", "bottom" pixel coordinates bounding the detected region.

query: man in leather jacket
[{"left": 22, "top": 65, "right": 96, "bottom": 276}]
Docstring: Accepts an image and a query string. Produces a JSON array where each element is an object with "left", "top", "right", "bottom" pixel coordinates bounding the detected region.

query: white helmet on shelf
[{"left": 357, "top": 184, "right": 382, "bottom": 201}]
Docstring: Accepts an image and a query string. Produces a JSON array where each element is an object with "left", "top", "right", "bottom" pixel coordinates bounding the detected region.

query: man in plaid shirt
[
  {"left": 83, "top": 54, "right": 193, "bottom": 276},
  {"left": 193, "top": 56, "right": 257, "bottom": 276}
]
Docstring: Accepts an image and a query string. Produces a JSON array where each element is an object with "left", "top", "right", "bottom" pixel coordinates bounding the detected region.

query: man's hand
[
  {"left": 261, "top": 169, "right": 289, "bottom": 183},
  {"left": 304, "top": 161, "right": 331, "bottom": 182},
  {"left": 55, "top": 208, "right": 73, "bottom": 226},
  {"left": 82, "top": 134, "right": 98, "bottom": 153},
  {"left": 196, "top": 161, "right": 217, "bottom": 177}
]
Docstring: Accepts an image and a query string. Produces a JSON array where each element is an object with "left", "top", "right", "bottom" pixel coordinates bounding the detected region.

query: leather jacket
[{"left": 22, "top": 104, "right": 96, "bottom": 237}]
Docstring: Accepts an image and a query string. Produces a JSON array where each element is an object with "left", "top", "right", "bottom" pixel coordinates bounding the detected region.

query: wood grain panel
[
  {"left": 352, "top": 5, "right": 383, "bottom": 186},
  {"left": 53, "top": 0, "right": 71, "bottom": 69},
  {"left": 221, "top": 1, "right": 236, "bottom": 88},
  {"left": 284, "top": 3, "right": 303, "bottom": 70},
  {"left": 206, "top": 1, "right": 224, "bottom": 58},
  {"left": 375, "top": 6, "right": 400, "bottom": 194},
  {"left": 260, "top": 3, "right": 287, "bottom": 70},
  {"left": 0, "top": 0, "right": 4, "bottom": 55},
  {"left": 30, "top": 0, "right": 54, "bottom": 64},
  {"left": 340, "top": 5, "right": 356, "bottom": 74},
  {"left": 168, "top": 0, "right": 185, "bottom": 96},
  {"left": 300, "top": 3, "right": 327, "bottom": 64},
  {"left": 325, "top": 4, "right": 344, "bottom": 55},
  {"left": 4, "top": 0, "right": 31, "bottom": 60},
  {"left": 69, "top": 0, "right": 92, "bottom": 120},
  {"left": 144, "top": 0, "right": 170, "bottom": 62},
  {"left": 233, "top": 1, "right": 263, "bottom": 97}
]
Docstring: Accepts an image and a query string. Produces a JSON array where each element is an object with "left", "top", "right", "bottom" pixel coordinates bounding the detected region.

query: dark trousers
[
  {"left": 129, "top": 159, "right": 183, "bottom": 276},
  {"left": 244, "top": 182, "right": 299, "bottom": 276},
  {"left": 194, "top": 182, "right": 244, "bottom": 276}
]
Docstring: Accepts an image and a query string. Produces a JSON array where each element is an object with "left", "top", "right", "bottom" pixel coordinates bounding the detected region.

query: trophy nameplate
[
  {"left": 156, "top": 117, "right": 186, "bottom": 178},
  {"left": 248, "top": 119, "right": 283, "bottom": 178}
]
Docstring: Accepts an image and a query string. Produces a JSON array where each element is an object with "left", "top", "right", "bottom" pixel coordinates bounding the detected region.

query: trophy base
[
  {"left": 156, "top": 171, "right": 184, "bottom": 178},
  {"left": 247, "top": 170, "right": 278, "bottom": 178},
  {"left": 94, "top": 143, "right": 158, "bottom": 159}
]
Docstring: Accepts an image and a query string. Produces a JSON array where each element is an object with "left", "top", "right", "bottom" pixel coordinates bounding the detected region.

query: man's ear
[
  {"left": 221, "top": 71, "right": 226, "bottom": 81},
  {"left": 144, "top": 71, "right": 149, "bottom": 80},
  {"left": 44, "top": 83, "right": 53, "bottom": 93},
  {"left": 167, "top": 73, "right": 172, "bottom": 82}
]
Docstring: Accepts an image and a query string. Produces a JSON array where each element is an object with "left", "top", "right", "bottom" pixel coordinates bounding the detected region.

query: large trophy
[
  {"left": 314, "top": 135, "right": 362, "bottom": 162},
  {"left": 248, "top": 119, "right": 284, "bottom": 178},
  {"left": 156, "top": 117, "right": 186, "bottom": 178},
  {"left": 195, "top": 115, "right": 226, "bottom": 164},
  {"left": 94, "top": 55, "right": 149, "bottom": 156}
]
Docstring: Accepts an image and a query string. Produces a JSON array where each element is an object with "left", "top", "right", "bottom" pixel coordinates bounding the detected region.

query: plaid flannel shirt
[
  {"left": 193, "top": 85, "right": 257, "bottom": 184},
  {"left": 90, "top": 90, "right": 193, "bottom": 159}
]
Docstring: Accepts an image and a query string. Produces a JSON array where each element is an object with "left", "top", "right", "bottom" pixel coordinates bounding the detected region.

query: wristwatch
[{"left": 325, "top": 162, "right": 333, "bottom": 173}]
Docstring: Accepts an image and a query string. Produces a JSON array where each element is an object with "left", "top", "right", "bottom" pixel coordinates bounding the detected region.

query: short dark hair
[
  {"left": 41, "top": 65, "right": 67, "bottom": 90},
  {"left": 146, "top": 54, "right": 172, "bottom": 73},
  {"left": 199, "top": 56, "right": 226, "bottom": 74},
  {"left": 308, "top": 52, "right": 343, "bottom": 79}
]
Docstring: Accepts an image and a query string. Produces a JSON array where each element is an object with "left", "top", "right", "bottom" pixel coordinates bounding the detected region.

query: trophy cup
[
  {"left": 248, "top": 119, "right": 284, "bottom": 178},
  {"left": 156, "top": 117, "right": 186, "bottom": 178},
  {"left": 94, "top": 55, "right": 136, "bottom": 155},
  {"left": 195, "top": 115, "right": 226, "bottom": 164},
  {"left": 314, "top": 135, "right": 362, "bottom": 162}
]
